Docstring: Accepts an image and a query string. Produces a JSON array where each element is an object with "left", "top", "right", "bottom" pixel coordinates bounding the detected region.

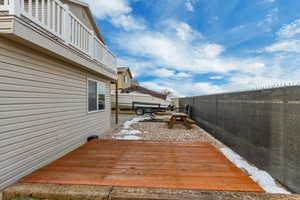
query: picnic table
[{"left": 168, "top": 113, "right": 195, "bottom": 129}]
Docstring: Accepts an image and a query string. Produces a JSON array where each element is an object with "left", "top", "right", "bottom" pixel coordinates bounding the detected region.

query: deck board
[{"left": 20, "top": 140, "right": 264, "bottom": 192}]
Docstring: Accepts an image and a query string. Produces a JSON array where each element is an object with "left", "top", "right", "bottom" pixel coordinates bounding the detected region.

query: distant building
[
  {"left": 111, "top": 68, "right": 170, "bottom": 110},
  {"left": 111, "top": 67, "right": 134, "bottom": 90}
]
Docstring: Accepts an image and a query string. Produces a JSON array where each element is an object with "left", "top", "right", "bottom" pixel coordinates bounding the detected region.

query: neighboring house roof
[
  {"left": 121, "top": 86, "right": 168, "bottom": 100},
  {"left": 118, "top": 67, "right": 133, "bottom": 79},
  {"left": 67, "top": 0, "right": 105, "bottom": 44}
]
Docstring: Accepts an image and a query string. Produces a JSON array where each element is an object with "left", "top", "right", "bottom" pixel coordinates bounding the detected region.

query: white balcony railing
[
  {"left": 0, "top": 0, "right": 10, "bottom": 10},
  {"left": 0, "top": 0, "right": 117, "bottom": 73}
]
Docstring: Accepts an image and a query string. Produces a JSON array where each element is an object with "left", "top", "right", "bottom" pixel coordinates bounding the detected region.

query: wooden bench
[
  {"left": 186, "top": 118, "right": 196, "bottom": 124},
  {"left": 168, "top": 113, "right": 194, "bottom": 129}
]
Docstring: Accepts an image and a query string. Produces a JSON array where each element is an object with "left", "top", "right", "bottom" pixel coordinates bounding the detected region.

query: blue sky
[{"left": 83, "top": 0, "right": 300, "bottom": 96}]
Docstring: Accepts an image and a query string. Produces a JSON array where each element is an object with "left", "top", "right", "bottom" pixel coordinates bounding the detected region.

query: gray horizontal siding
[{"left": 0, "top": 38, "right": 112, "bottom": 189}]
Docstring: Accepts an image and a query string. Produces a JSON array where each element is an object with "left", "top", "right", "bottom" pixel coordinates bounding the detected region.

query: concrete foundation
[{"left": 3, "top": 184, "right": 300, "bottom": 200}]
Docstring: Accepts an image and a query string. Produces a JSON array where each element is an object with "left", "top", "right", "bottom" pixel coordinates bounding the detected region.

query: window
[
  {"left": 97, "top": 82, "right": 106, "bottom": 110},
  {"left": 88, "top": 79, "right": 106, "bottom": 112}
]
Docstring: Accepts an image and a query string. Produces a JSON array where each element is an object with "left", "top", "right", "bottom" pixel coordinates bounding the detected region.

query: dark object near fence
[
  {"left": 184, "top": 104, "right": 192, "bottom": 118},
  {"left": 87, "top": 135, "right": 99, "bottom": 142}
]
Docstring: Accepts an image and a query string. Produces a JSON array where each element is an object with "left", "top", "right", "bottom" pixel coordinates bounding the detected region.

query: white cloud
[
  {"left": 176, "top": 72, "right": 192, "bottom": 78},
  {"left": 109, "top": 15, "right": 145, "bottom": 31},
  {"left": 153, "top": 68, "right": 175, "bottom": 78},
  {"left": 210, "top": 76, "right": 223, "bottom": 80},
  {"left": 185, "top": 0, "right": 197, "bottom": 12},
  {"left": 263, "top": 0, "right": 275, "bottom": 3},
  {"left": 82, "top": 0, "right": 131, "bottom": 18},
  {"left": 115, "top": 29, "right": 238, "bottom": 75},
  {"left": 141, "top": 82, "right": 177, "bottom": 95},
  {"left": 175, "top": 22, "right": 203, "bottom": 41},
  {"left": 195, "top": 44, "right": 225, "bottom": 58},
  {"left": 118, "top": 57, "right": 154, "bottom": 77},
  {"left": 141, "top": 80, "right": 224, "bottom": 97},
  {"left": 277, "top": 19, "right": 300, "bottom": 38},
  {"left": 265, "top": 40, "right": 300, "bottom": 53},
  {"left": 263, "top": 18, "right": 300, "bottom": 53},
  {"left": 113, "top": 15, "right": 298, "bottom": 96},
  {"left": 257, "top": 8, "right": 279, "bottom": 32},
  {"left": 153, "top": 68, "right": 193, "bottom": 79},
  {"left": 82, "top": 0, "right": 144, "bottom": 31}
]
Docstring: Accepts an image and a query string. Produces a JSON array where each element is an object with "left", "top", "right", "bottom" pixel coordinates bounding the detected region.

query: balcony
[{"left": 0, "top": 0, "right": 117, "bottom": 78}]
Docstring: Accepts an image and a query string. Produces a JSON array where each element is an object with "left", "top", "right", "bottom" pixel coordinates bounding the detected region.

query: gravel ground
[{"left": 100, "top": 117, "right": 225, "bottom": 149}]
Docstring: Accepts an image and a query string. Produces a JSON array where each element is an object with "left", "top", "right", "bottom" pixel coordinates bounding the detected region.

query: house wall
[
  {"left": 0, "top": 37, "right": 112, "bottom": 190},
  {"left": 179, "top": 87, "right": 300, "bottom": 193}
]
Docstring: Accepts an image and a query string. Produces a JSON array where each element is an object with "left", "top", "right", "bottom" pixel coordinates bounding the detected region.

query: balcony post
[{"left": 9, "top": 0, "right": 21, "bottom": 16}]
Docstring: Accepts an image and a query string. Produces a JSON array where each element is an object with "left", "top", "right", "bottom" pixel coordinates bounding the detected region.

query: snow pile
[
  {"left": 119, "top": 129, "right": 141, "bottom": 135},
  {"left": 220, "top": 148, "right": 290, "bottom": 194},
  {"left": 114, "top": 117, "right": 149, "bottom": 140},
  {"left": 123, "top": 117, "right": 150, "bottom": 129}
]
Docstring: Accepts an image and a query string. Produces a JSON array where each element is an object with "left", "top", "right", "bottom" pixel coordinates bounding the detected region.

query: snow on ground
[
  {"left": 123, "top": 117, "right": 150, "bottom": 129},
  {"left": 220, "top": 148, "right": 291, "bottom": 194},
  {"left": 113, "top": 117, "right": 149, "bottom": 140}
]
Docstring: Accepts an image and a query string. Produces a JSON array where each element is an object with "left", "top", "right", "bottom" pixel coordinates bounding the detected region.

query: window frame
[{"left": 87, "top": 78, "right": 106, "bottom": 113}]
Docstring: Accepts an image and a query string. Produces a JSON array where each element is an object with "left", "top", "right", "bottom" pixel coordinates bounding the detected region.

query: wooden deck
[{"left": 20, "top": 140, "right": 264, "bottom": 192}]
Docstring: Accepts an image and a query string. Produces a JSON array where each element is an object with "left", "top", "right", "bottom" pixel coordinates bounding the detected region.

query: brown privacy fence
[{"left": 179, "top": 86, "right": 300, "bottom": 193}]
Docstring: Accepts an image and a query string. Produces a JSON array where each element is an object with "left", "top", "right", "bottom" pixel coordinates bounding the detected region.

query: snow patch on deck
[{"left": 220, "top": 148, "right": 290, "bottom": 194}]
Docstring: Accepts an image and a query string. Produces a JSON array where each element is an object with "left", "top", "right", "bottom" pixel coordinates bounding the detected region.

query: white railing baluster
[
  {"left": 71, "top": 18, "right": 74, "bottom": 43},
  {"left": 28, "top": 0, "right": 32, "bottom": 15},
  {"left": 63, "top": 5, "right": 69, "bottom": 43},
  {"left": 35, "top": 0, "right": 39, "bottom": 20},
  {"left": 70, "top": 16, "right": 75, "bottom": 44},
  {"left": 74, "top": 20, "right": 76, "bottom": 44},
  {"left": 20, "top": 0, "right": 25, "bottom": 12},
  {"left": 89, "top": 32, "right": 94, "bottom": 57},
  {"left": 78, "top": 24, "right": 81, "bottom": 48},
  {"left": 52, "top": 0, "right": 55, "bottom": 32},
  {"left": 80, "top": 25, "right": 83, "bottom": 49},
  {"left": 47, "top": 0, "right": 51, "bottom": 28},
  {"left": 57, "top": 6, "right": 61, "bottom": 35},
  {"left": 41, "top": 0, "right": 45, "bottom": 25},
  {"left": 4, "top": 0, "right": 9, "bottom": 11},
  {"left": 83, "top": 29, "right": 85, "bottom": 51},
  {"left": 8, "top": 0, "right": 21, "bottom": 15},
  {"left": 80, "top": 25, "right": 84, "bottom": 49}
]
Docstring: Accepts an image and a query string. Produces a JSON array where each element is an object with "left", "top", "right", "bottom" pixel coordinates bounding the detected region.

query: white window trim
[{"left": 87, "top": 78, "right": 106, "bottom": 113}]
